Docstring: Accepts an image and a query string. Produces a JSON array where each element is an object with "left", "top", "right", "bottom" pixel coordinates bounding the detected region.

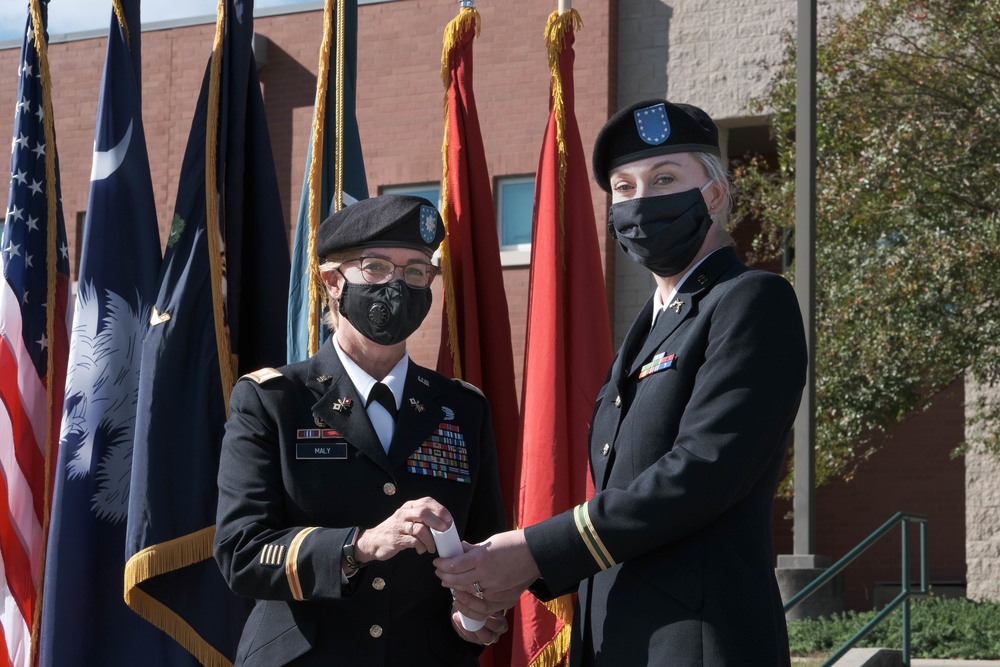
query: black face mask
[
  {"left": 338, "top": 280, "right": 433, "bottom": 346},
  {"left": 608, "top": 186, "right": 713, "bottom": 277}
]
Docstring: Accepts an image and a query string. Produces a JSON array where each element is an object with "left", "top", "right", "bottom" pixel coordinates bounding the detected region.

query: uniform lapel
[
  {"left": 625, "top": 247, "right": 740, "bottom": 378},
  {"left": 386, "top": 366, "right": 446, "bottom": 471},
  {"left": 308, "top": 343, "right": 393, "bottom": 473},
  {"left": 610, "top": 296, "right": 655, "bottom": 395}
]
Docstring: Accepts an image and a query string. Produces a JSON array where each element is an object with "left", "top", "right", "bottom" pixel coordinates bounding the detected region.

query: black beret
[
  {"left": 315, "top": 194, "right": 445, "bottom": 257},
  {"left": 592, "top": 99, "right": 720, "bottom": 193}
]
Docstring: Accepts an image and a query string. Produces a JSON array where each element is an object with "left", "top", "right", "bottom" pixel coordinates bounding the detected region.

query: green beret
[
  {"left": 315, "top": 194, "right": 445, "bottom": 257},
  {"left": 592, "top": 99, "right": 720, "bottom": 193}
]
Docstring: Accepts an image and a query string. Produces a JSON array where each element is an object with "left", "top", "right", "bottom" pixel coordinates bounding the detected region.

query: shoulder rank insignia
[
  {"left": 242, "top": 367, "right": 283, "bottom": 384},
  {"left": 453, "top": 378, "right": 484, "bottom": 397}
]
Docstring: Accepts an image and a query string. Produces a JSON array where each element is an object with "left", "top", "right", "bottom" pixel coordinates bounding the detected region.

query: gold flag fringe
[
  {"left": 438, "top": 6, "right": 480, "bottom": 380},
  {"left": 112, "top": 0, "right": 131, "bottom": 49},
  {"left": 529, "top": 595, "right": 575, "bottom": 667},
  {"left": 305, "top": 0, "right": 337, "bottom": 356},
  {"left": 27, "top": 0, "right": 61, "bottom": 661},
  {"left": 544, "top": 8, "right": 583, "bottom": 267},
  {"left": 205, "top": 0, "right": 236, "bottom": 413},
  {"left": 123, "top": 526, "right": 232, "bottom": 667}
]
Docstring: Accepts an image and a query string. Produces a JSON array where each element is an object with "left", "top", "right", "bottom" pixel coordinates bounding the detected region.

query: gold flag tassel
[
  {"left": 205, "top": 0, "right": 236, "bottom": 412},
  {"left": 438, "top": 5, "right": 480, "bottom": 380},
  {"left": 544, "top": 8, "right": 582, "bottom": 265},
  {"left": 304, "top": 0, "right": 342, "bottom": 357},
  {"left": 123, "top": 2, "right": 233, "bottom": 665}
]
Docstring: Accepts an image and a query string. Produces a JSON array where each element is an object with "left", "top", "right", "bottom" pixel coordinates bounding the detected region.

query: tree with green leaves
[{"left": 735, "top": 0, "right": 1000, "bottom": 487}]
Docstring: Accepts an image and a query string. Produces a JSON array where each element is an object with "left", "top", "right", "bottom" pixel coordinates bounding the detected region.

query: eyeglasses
[{"left": 341, "top": 256, "right": 438, "bottom": 289}]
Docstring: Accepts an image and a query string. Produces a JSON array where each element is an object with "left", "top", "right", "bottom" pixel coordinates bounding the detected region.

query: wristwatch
[{"left": 343, "top": 527, "right": 367, "bottom": 570}]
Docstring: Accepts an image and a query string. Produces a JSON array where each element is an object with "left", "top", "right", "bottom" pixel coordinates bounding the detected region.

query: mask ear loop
[{"left": 700, "top": 178, "right": 717, "bottom": 219}]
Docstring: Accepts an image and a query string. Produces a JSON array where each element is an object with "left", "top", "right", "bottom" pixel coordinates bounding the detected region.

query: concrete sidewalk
[
  {"left": 809, "top": 650, "right": 1000, "bottom": 666},
  {"left": 912, "top": 661, "right": 1000, "bottom": 666}
]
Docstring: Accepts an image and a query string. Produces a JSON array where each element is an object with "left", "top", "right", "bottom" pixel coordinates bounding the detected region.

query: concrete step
[{"left": 820, "top": 649, "right": 1000, "bottom": 666}]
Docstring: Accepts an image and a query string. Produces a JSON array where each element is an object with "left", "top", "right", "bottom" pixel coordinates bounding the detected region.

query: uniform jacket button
[
  {"left": 369, "top": 624, "right": 383, "bottom": 638},
  {"left": 372, "top": 577, "right": 386, "bottom": 591},
  {"left": 383, "top": 482, "right": 396, "bottom": 496},
  {"left": 614, "top": 395, "right": 621, "bottom": 407},
  {"left": 601, "top": 443, "right": 611, "bottom": 456}
]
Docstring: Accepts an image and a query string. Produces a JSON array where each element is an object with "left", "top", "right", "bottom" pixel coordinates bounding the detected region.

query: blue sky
[{"left": 0, "top": 0, "right": 307, "bottom": 42}]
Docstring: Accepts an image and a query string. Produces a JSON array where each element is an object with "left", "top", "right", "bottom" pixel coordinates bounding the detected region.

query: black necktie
[{"left": 366, "top": 382, "right": 398, "bottom": 420}]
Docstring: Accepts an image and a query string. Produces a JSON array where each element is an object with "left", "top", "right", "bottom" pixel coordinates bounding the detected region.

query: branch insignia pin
[
  {"left": 668, "top": 299, "right": 684, "bottom": 313},
  {"left": 332, "top": 397, "right": 353, "bottom": 414},
  {"left": 409, "top": 397, "right": 425, "bottom": 413}
]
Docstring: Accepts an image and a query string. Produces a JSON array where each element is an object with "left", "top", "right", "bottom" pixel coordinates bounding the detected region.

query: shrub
[{"left": 788, "top": 597, "right": 1000, "bottom": 659}]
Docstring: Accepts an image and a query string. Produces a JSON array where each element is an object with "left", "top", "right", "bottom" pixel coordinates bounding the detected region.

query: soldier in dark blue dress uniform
[
  {"left": 435, "top": 100, "right": 807, "bottom": 666},
  {"left": 215, "top": 194, "right": 508, "bottom": 666}
]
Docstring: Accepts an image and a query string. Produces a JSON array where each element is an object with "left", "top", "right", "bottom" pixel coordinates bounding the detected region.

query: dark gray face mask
[
  {"left": 608, "top": 182, "right": 714, "bottom": 277},
  {"left": 338, "top": 279, "right": 432, "bottom": 346}
]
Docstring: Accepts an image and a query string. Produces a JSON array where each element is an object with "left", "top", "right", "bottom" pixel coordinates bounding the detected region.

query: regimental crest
[
  {"left": 419, "top": 205, "right": 438, "bottom": 243},
  {"left": 634, "top": 103, "right": 670, "bottom": 146}
]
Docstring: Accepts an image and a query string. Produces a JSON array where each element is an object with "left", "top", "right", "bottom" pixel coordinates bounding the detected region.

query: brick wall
[{"left": 772, "top": 380, "right": 968, "bottom": 611}]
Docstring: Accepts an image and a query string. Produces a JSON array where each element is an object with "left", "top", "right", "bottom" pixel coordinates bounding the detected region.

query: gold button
[
  {"left": 601, "top": 443, "right": 611, "bottom": 456},
  {"left": 383, "top": 482, "right": 396, "bottom": 496},
  {"left": 369, "top": 624, "right": 383, "bottom": 638},
  {"left": 372, "top": 577, "right": 386, "bottom": 591},
  {"left": 614, "top": 395, "right": 621, "bottom": 407}
]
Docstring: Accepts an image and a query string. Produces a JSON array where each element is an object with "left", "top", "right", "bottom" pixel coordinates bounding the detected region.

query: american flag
[{"left": 0, "top": 3, "right": 71, "bottom": 665}]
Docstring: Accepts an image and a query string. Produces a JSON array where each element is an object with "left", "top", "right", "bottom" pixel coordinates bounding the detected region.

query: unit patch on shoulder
[
  {"left": 453, "top": 378, "right": 484, "bottom": 397},
  {"left": 242, "top": 367, "right": 283, "bottom": 384}
]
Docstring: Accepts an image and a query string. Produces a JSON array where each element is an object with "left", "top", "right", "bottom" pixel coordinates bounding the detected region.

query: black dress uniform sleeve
[{"left": 215, "top": 377, "right": 353, "bottom": 602}]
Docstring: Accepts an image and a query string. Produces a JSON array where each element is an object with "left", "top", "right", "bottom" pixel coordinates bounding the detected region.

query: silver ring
[
  {"left": 473, "top": 581, "right": 485, "bottom": 599},
  {"left": 405, "top": 521, "right": 412, "bottom": 535}
]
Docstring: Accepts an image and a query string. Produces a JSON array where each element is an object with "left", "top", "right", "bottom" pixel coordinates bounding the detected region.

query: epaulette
[
  {"left": 453, "top": 378, "right": 485, "bottom": 397},
  {"left": 241, "top": 367, "right": 283, "bottom": 384}
]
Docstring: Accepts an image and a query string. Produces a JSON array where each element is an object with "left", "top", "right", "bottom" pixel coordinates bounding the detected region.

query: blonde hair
[
  {"left": 318, "top": 249, "right": 356, "bottom": 331},
  {"left": 694, "top": 151, "right": 734, "bottom": 217}
]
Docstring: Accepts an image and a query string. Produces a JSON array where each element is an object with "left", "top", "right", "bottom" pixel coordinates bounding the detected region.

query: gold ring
[{"left": 473, "top": 581, "right": 485, "bottom": 599}]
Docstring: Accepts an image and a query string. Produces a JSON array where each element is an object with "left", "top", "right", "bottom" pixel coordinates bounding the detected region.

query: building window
[
  {"left": 496, "top": 175, "right": 534, "bottom": 253},
  {"left": 380, "top": 182, "right": 441, "bottom": 209},
  {"left": 496, "top": 175, "right": 534, "bottom": 266}
]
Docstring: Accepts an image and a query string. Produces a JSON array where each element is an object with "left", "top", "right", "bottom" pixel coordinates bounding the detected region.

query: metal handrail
[{"left": 783, "top": 512, "right": 929, "bottom": 666}]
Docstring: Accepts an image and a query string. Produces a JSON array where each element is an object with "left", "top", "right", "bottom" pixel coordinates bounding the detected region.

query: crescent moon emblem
[{"left": 90, "top": 119, "right": 133, "bottom": 181}]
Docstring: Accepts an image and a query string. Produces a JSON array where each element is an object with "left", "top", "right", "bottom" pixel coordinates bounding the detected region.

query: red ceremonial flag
[
  {"left": 0, "top": 2, "right": 71, "bottom": 665},
  {"left": 437, "top": 6, "right": 520, "bottom": 529},
  {"left": 512, "top": 11, "right": 613, "bottom": 667},
  {"left": 437, "top": 7, "right": 520, "bottom": 665}
]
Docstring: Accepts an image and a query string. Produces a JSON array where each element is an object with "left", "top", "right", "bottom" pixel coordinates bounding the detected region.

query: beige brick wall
[
  {"left": 966, "top": 378, "right": 1000, "bottom": 601},
  {"left": 612, "top": 0, "right": 795, "bottom": 343}
]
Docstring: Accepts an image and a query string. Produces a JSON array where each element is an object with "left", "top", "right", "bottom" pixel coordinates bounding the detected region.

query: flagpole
[
  {"left": 28, "top": 0, "right": 61, "bottom": 660},
  {"left": 559, "top": 0, "right": 571, "bottom": 12}
]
